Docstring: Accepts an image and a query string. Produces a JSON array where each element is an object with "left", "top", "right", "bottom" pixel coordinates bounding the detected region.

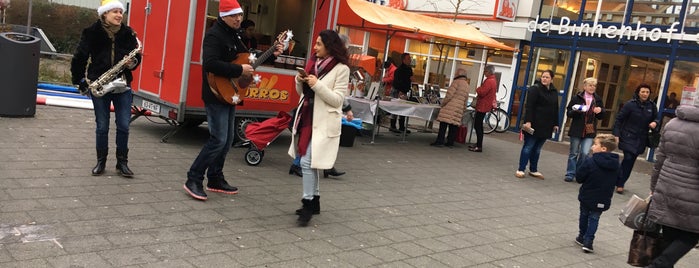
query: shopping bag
[
  {"left": 627, "top": 229, "right": 666, "bottom": 267},
  {"left": 619, "top": 195, "right": 658, "bottom": 231},
  {"left": 455, "top": 126, "right": 467, "bottom": 144}
]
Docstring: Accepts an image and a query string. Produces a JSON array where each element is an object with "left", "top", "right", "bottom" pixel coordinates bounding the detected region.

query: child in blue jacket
[{"left": 575, "top": 134, "right": 620, "bottom": 253}]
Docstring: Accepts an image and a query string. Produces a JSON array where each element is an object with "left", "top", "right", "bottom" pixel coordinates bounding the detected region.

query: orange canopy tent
[{"left": 338, "top": 0, "right": 514, "bottom": 52}]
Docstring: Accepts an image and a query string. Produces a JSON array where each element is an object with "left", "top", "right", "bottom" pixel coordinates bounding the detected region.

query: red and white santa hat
[
  {"left": 219, "top": 0, "right": 243, "bottom": 17},
  {"left": 97, "top": 0, "right": 125, "bottom": 17}
]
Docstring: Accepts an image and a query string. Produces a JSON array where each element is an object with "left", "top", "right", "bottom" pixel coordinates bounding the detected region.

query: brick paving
[{"left": 0, "top": 105, "right": 696, "bottom": 267}]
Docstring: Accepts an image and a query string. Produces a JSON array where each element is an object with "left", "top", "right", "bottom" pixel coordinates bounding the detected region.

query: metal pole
[{"left": 26, "top": 0, "right": 32, "bottom": 34}]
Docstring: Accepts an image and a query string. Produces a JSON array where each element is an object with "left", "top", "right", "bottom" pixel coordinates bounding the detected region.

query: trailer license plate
[{"left": 141, "top": 100, "right": 161, "bottom": 114}]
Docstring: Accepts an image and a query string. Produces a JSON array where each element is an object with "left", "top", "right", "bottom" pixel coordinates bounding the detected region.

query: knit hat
[
  {"left": 97, "top": 0, "right": 125, "bottom": 17},
  {"left": 219, "top": 0, "right": 243, "bottom": 17}
]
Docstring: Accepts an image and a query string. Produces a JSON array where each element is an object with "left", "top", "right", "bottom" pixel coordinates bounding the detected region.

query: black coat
[
  {"left": 577, "top": 152, "right": 620, "bottom": 211},
  {"left": 612, "top": 96, "right": 659, "bottom": 155},
  {"left": 71, "top": 20, "right": 141, "bottom": 86},
  {"left": 201, "top": 18, "right": 247, "bottom": 104},
  {"left": 524, "top": 80, "right": 560, "bottom": 138},
  {"left": 566, "top": 91, "right": 604, "bottom": 138},
  {"left": 393, "top": 64, "right": 413, "bottom": 93}
]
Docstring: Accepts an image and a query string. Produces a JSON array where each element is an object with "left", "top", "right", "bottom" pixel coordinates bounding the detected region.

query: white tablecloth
[{"left": 347, "top": 97, "right": 441, "bottom": 124}]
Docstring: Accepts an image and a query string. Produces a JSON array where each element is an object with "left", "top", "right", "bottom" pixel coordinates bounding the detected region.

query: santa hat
[
  {"left": 219, "top": 0, "right": 243, "bottom": 17},
  {"left": 97, "top": 0, "right": 125, "bottom": 17}
]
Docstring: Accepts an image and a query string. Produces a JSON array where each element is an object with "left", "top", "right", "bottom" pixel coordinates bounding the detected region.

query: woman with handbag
[
  {"left": 288, "top": 29, "right": 349, "bottom": 226},
  {"left": 612, "top": 84, "right": 659, "bottom": 194},
  {"left": 644, "top": 102, "right": 699, "bottom": 268},
  {"left": 564, "top": 77, "right": 604, "bottom": 182}
]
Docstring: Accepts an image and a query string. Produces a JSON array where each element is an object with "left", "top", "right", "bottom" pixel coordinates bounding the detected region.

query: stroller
[{"left": 239, "top": 111, "right": 292, "bottom": 166}]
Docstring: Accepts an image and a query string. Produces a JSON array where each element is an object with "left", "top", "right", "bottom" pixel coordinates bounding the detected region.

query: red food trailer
[{"left": 127, "top": 0, "right": 338, "bottom": 142}]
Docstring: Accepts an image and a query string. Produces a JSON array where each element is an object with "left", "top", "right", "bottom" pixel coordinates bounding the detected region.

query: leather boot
[
  {"left": 116, "top": 148, "right": 134, "bottom": 178},
  {"left": 323, "top": 167, "right": 346, "bottom": 178},
  {"left": 295, "top": 195, "right": 320, "bottom": 215},
  {"left": 297, "top": 198, "right": 314, "bottom": 227},
  {"left": 92, "top": 148, "right": 108, "bottom": 176},
  {"left": 288, "top": 164, "right": 302, "bottom": 177}
]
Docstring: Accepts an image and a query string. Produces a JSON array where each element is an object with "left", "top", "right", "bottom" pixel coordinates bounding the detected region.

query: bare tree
[{"left": 418, "top": 0, "right": 482, "bottom": 22}]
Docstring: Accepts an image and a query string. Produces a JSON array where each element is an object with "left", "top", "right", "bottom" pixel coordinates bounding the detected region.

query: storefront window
[
  {"left": 685, "top": 0, "right": 699, "bottom": 29},
  {"left": 540, "top": 0, "right": 581, "bottom": 20},
  {"left": 529, "top": 48, "right": 570, "bottom": 91},
  {"left": 630, "top": 0, "right": 682, "bottom": 26},
  {"left": 580, "top": 1, "right": 624, "bottom": 23},
  {"left": 668, "top": 60, "right": 699, "bottom": 108}
]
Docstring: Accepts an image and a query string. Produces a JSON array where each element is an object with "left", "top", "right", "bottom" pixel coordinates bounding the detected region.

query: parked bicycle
[{"left": 475, "top": 84, "right": 510, "bottom": 134}]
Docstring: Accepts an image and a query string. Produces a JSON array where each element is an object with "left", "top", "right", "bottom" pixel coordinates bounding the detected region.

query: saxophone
[{"left": 89, "top": 39, "right": 142, "bottom": 97}]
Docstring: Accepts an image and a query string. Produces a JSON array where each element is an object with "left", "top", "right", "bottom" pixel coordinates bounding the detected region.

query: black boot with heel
[
  {"left": 323, "top": 167, "right": 345, "bottom": 178},
  {"left": 297, "top": 198, "right": 314, "bottom": 226},
  {"left": 116, "top": 148, "right": 134, "bottom": 178},
  {"left": 288, "top": 164, "right": 302, "bottom": 177},
  {"left": 92, "top": 148, "right": 108, "bottom": 176},
  {"left": 295, "top": 195, "right": 320, "bottom": 215}
]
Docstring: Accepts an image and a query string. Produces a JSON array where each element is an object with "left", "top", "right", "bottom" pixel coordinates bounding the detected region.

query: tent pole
[{"left": 371, "top": 30, "right": 397, "bottom": 144}]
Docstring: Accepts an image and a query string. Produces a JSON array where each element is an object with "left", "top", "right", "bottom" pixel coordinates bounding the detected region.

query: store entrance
[{"left": 571, "top": 52, "right": 665, "bottom": 130}]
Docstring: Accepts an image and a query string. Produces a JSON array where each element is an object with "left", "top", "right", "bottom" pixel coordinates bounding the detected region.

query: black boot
[
  {"left": 295, "top": 195, "right": 320, "bottom": 215},
  {"left": 115, "top": 149, "right": 134, "bottom": 178},
  {"left": 206, "top": 177, "right": 239, "bottom": 194},
  {"left": 297, "top": 198, "right": 314, "bottom": 226},
  {"left": 288, "top": 164, "right": 302, "bottom": 177},
  {"left": 184, "top": 179, "right": 207, "bottom": 201},
  {"left": 323, "top": 167, "right": 346, "bottom": 178},
  {"left": 92, "top": 148, "right": 108, "bottom": 176}
]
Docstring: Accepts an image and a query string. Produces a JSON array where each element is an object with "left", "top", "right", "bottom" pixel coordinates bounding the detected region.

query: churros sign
[{"left": 245, "top": 74, "right": 291, "bottom": 102}]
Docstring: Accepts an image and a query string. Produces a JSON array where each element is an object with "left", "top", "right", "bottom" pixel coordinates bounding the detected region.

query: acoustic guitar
[{"left": 207, "top": 30, "right": 293, "bottom": 105}]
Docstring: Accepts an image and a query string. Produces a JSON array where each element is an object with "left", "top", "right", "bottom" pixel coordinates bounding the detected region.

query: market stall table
[{"left": 346, "top": 97, "right": 441, "bottom": 143}]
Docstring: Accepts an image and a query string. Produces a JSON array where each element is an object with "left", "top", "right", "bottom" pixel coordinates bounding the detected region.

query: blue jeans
[
  {"left": 300, "top": 142, "right": 320, "bottom": 199},
  {"left": 566, "top": 137, "right": 593, "bottom": 179},
  {"left": 91, "top": 90, "right": 133, "bottom": 150},
  {"left": 187, "top": 102, "right": 236, "bottom": 182},
  {"left": 517, "top": 133, "right": 548, "bottom": 172},
  {"left": 616, "top": 150, "right": 639, "bottom": 188},
  {"left": 578, "top": 204, "right": 602, "bottom": 244}
]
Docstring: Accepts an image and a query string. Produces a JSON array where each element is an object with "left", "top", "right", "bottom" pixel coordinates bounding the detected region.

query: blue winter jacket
[
  {"left": 577, "top": 152, "right": 620, "bottom": 212},
  {"left": 612, "top": 95, "right": 659, "bottom": 155}
]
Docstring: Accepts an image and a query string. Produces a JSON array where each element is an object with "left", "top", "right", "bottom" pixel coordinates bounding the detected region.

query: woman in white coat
[{"left": 289, "top": 30, "right": 349, "bottom": 226}]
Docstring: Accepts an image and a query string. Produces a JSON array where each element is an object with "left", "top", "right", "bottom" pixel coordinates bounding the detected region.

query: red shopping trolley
[{"left": 239, "top": 111, "right": 292, "bottom": 166}]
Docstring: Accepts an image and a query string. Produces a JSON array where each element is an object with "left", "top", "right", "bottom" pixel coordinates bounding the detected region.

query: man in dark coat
[
  {"left": 389, "top": 53, "right": 413, "bottom": 133},
  {"left": 184, "top": 0, "right": 282, "bottom": 201}
]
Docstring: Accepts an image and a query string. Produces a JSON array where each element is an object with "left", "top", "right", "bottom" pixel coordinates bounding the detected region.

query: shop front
[{"left": 510, "top": 0, "right": 699, "bottom": 160}]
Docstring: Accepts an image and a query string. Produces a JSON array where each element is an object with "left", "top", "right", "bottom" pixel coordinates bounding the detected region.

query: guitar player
[{"left": 184, "top": 0, "right": 284, "bottom": 201}]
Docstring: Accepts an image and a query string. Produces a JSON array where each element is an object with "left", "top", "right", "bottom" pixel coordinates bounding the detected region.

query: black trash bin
[
  {"left": 0, "top": 32, "right": 40, "bottom": 117},
  {"left": 339, "top": 124, "right": 358, "bottom": 147}
]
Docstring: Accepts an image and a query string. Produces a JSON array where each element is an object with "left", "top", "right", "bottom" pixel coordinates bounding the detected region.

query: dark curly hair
[
  {"left": 634, "top": 83, "right": 652, "bottom": 95},
  {"left": 317, "top": 30, "right": 348, "bottom": 65}
]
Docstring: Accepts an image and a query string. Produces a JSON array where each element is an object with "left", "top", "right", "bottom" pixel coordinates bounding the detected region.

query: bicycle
[{"left": 480, "top": 84, "right": 510, "bottom": 134}]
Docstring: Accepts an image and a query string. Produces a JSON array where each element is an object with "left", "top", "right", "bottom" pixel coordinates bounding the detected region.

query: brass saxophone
[{"left": 89, "top": 39, "right": 142, "bottom": 97}]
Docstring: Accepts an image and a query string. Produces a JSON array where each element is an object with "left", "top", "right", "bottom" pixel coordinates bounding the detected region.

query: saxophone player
[{"left": 71, "top": 0, "right": 141, "bottom": 177}]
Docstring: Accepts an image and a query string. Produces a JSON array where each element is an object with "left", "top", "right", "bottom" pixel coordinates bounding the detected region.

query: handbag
[
  {"left": 619, "top": 194, "right": 658, "bottom": 231},
  {"left": 627, "top": 198, "right": 666, "bottom": 267},
  {"left": 647, "top": 128, "right": 661, "bottom": 148},
  {"left": 628, "top": 229, "right": 666, "bottom": 267}
]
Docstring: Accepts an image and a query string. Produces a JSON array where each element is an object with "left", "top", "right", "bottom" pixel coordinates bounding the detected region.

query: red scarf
[{"left": 297, "top": 56, "right": 339, "bottom": 157}]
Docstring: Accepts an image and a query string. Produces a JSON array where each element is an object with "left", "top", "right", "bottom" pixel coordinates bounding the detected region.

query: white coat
[{"left": 288, "top": 62, "right": 349, "bottom": 169}]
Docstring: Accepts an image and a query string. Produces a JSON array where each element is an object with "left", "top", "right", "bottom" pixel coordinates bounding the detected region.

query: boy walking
[{"left": 575, "top": 134, "right": 619, "bottom": 253}]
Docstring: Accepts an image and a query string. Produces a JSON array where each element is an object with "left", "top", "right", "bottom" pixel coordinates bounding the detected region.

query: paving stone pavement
[{"left": 0, "top": 105, "right": 697, "bottom": 268}]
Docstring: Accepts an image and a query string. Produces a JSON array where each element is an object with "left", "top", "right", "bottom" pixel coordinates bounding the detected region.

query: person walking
[
  {"left": 289, "top": 29, "right": 349, "bottom": 226},
  {"left": 71, "top": 0, "right": 141, "bottom": 178},
  {"left": 515, "top": 70, "right": 559, "bottom": 179},
  {"left": 430, "top": 69, "right": 470, "bottom": 147},
  {"left": 574, "top": 134, "right": 619, "bottom": 253},
  {"left": 645, "top": 102, "right": 699, "bottom": 268},
  {"left": 183, "top": 0, "right": 283, "bottom": 201},
  {"left": 389, "top": 53, "right": 413, "bottom": 133},
  {"left": 469, "top": 65, "right": 497, "bottom": 152},
  {"left": 612, "top": 84, "right": 659, "bottom": 194},
  {"left": 564, "top": 77, "right": 604, "bottom": 182}
]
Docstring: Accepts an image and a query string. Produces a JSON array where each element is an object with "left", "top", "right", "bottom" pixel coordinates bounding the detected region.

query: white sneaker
[
  {"left": 515, "top": 170, "right": 525, "bottom": 178},
  {"left": 529, "top": 171, "right": 544, "bottom": 179}
]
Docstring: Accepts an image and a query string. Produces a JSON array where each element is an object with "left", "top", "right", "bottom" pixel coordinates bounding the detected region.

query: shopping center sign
[{"left": 527, "top": 15, "right": 699, "bottom": 44}]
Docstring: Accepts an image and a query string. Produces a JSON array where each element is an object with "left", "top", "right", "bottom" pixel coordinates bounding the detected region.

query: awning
[{"left": 339, "top": 0, "right": 514, "bottom": 51}]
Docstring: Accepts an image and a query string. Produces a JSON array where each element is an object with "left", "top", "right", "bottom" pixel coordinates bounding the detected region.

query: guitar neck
[{"left": 252, "top": 43, "right": 277, "bottom": 69}]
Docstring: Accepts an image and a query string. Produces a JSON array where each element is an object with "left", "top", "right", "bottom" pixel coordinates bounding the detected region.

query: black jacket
[
  {"left": 201, "top": 18, "right": 247, "bottom": 104},
  {"left": 524, "top": 80, "right": 559, "bottom": 138},
  {"left": 612, "top": 95, "right": 659, "bottom": 155},
  {"left": 71, "top": 20, "right": 141, "bottom": 86},
  {"left": 577, "top": 152, "right": 620, "bottom": 211},
  {"left": 566, "top": 91, "right": 604, "bottom": 138},
  {"left": 393, "top": 63, "right": 413, "bottom": 93}
]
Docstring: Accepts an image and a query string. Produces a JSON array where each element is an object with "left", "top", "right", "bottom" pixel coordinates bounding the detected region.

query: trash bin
[{"left": 0, "top": 32, "right": 40, "bottom": 117}]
